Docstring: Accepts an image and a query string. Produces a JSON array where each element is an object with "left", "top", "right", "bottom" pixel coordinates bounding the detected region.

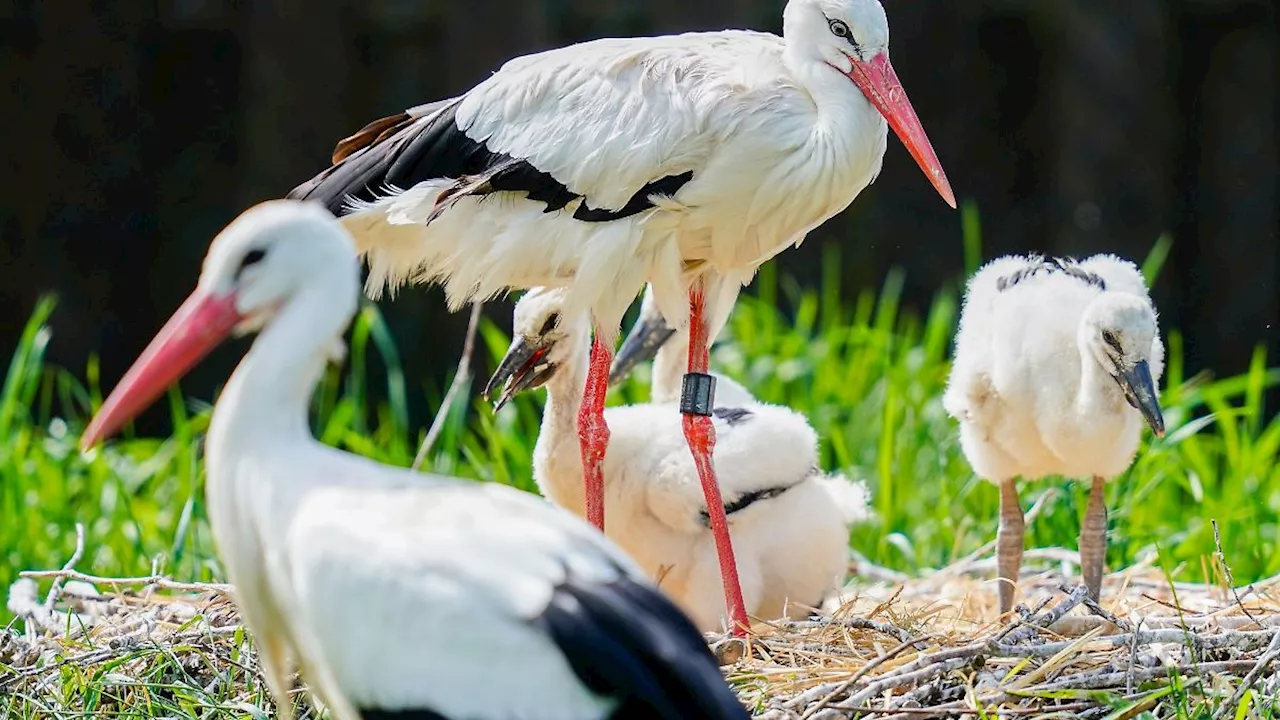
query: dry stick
[
  {"left": 839, "top": 657, "right": 976, "bottom": 709},
  {"left": 1213, "top": 519, "right": 1261, "bottom": 630},
  {"left": 796, "top": 634, "right": 936, "bottom": 717},
  {"left": 19, "top": 569, "right": 232, "bottom": 595},
  {"left": 41, "top": 523, "right": 85, "bottom": 613},
  {"left": 1013, "top": 659, "right": 1256, "bottom": 694},
  {"left": 783, "top": 616, "right": 921, "bottom": 645},
  {"left": 1000, "top": 584, "right": 1088, "bottom": 645},
  {"left": 1215, "top": 629, "right": 1280, "bottom": 720},
  {"left": 412, "top": 300, "right": 483, "bottom": 471}
]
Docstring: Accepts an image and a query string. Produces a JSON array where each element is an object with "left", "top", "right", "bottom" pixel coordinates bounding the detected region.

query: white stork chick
[
  {"left": 289, "top": 0, "right": 954, "bottom": 633},
  {"left": 79, "top": 201, "right": 751, "bottom": 720},
  {"left": 943, "top": 253, "right": 1166, "bottom": 614},
  {"left": 487, "top": 288, "right": 869, "bottom": 632}
]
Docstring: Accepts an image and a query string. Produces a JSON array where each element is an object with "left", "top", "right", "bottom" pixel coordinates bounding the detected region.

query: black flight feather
[
  {"left": 288, "top": 99, "right": 694, "bottom": 224},
  {"left": 532, "top": 568, "right": 750, "bottom": 720}
]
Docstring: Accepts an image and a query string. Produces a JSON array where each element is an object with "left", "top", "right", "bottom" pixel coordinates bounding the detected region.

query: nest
[
  {"left": 6, "top": 537, "right": 1280, "bottom": 719},
  {"left": 721, "top": 548, "right": 1280, "bottom": 718}
]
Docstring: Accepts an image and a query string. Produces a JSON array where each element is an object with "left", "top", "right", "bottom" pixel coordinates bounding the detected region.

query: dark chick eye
[
  {"left": 1101, "top": 330, "right": 1121, "bottom": 351},
  {"left": 238, "top": 249, "right": 266, "bottom": 275},
  {"left": 828, "top": 19, "right": 851, "bottom": 39},
  {"left": 540, "top": 313, "right": 560, "bottom": 335}
]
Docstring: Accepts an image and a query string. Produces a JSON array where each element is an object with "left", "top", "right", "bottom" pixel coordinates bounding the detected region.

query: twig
[
  {"left": 1064, "top": 582, "right": 1133, "bottom": 633},
  {"left": 1000, "top": 585, "right": 1088, "bottom": 645},
  {"left": 1215, "top": 628, "right": 1280, "bottom": 720},
  {"left": 1214, "top": 519, "right": 1261, "bottom": 630},
  {"left": 18, "top": 569, "right": 232, "bottom": 595},
  {"left": 783, "top": 616, "right": 921, "bottom": 645},
  {"left": 840, "top": 657, "right": 976, "bottom": 708},
  {"left": 794, "top": 634, "right": 935, "bottom": 716},
  {"left": 412, "top": 300, "right": 483, "bottom": 472},
  {"left": 1013, "top": 659, "right": 1254, "bottom": 694},
  {"left": 41, "top": 523, "right": 85, "bottom": 613}
]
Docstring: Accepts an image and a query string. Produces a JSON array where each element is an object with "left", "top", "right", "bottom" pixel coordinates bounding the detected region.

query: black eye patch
[{"left": 1101, "top": 330, "right": 1122, "bottom": 352}]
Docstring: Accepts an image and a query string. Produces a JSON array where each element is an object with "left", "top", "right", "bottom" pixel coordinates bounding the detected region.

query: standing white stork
[
  {"left": 943, "top": 253, "right": 1166, "bottom": 614},
  {"left": 288, "top": 0, "right": 955, "bottom": 634},
  {"left": 79, "top": 201, "right": 751, "bottom": 720},
  {"left": 487, "top": 288, "right": 869, "bottom": 631}
]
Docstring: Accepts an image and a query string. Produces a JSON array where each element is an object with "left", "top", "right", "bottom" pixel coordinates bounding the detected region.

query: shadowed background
[{"left": 1, "top": 0, "right": 1276, "bottom": 433}]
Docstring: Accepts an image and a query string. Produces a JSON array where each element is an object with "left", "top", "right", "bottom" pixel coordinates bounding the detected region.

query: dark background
[{"left": 1, "top": 0, "right": 1277, "bottom": 432}]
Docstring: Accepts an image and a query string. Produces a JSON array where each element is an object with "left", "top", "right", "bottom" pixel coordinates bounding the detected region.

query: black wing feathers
[
  {"left": 533, "top": 569, "right": 749, "bottom": 720},
  {"left": 288, "top": 98, "right": 694, "bottom": 223}
]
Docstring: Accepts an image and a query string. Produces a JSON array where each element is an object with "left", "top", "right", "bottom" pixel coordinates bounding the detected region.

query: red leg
[
  {"left": 682, "top": 286, "right": 750, "bottom": 636},
  {"left": 577, "top": 330, "right": 611, "bottom": 531}
]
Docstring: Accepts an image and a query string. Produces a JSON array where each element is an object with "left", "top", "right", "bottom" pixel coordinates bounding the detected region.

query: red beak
[
  {"left": 80, "top": 291, "right": 243, "bottom": 450},
  {"left": 846, "top": 52, "right": 956, "bottom": 209}
]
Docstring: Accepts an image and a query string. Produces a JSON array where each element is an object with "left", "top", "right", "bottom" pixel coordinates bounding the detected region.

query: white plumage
[
  {"left": 80, "top": 201, "right": 750, "bottom": 720},
  {"left": 292, "top": 0, "right": 952, "bottom": 336},
  {"left": 488, "top": 288, "right": 869, "bottom": 631},
  {"left": 943, "top": 253, "right": 1166, "bottom": 613},
  {"left": 290, "top": 0, "right": 952, "bottom": 635}
]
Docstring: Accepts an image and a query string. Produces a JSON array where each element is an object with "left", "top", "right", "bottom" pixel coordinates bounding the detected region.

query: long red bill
[
  {"left": 846, "top": 52, "right": 956, "bottom": 209},
  {"left": 80, "top": 291, "right": 243, "bottom": 450}
]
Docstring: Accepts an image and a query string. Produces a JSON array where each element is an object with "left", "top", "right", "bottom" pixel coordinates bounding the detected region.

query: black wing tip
[{"left": 535, "top": 571, "right": 749, "bottom": 720}]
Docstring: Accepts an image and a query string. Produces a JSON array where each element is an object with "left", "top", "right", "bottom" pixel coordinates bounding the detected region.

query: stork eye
[
  {"left": 1101, "top": 330, "right": 1121, "bottom": 351},
  {"left": 827, "top": 19, "right": 852, "bottom": 40},
  {"left": 237, "top": 249, "right": 267, "bottom": 275},
  {"left": 540, "top": 313, "right": 560, "bottom": 335}
]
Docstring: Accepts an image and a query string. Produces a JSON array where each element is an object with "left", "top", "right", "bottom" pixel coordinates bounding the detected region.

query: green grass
[
  {"left": 2, "top": 229, "right": 1279, "bottom": 717},
  {"left": 4, "top": 238, "right": 1280, "bottom": 608}
]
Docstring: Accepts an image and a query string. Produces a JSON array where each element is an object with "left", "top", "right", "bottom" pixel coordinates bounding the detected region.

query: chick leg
[
  {"left": 1080, "top": 476, "right": 1108, "bottom": 602},
  {"left": 997, "top": 480, "right": 1024, "bottom": 616}
]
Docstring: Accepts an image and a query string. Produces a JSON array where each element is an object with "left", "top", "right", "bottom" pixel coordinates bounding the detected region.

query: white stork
[
  {"left": 288, "top": 0, "right": 955, "bottom": 634},
  {"left": 487, "top": 288, "right": 869, "bottom": 631},
  {"left": 943, "top": 253, "right": 1166, "bottom": 614},
  {"left": 79, "top": 201, "right": 751, "bottom": 720}
]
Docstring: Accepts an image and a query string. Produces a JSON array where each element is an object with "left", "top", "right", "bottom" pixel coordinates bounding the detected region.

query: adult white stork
[
  {"left": 288, "top": 0, "right": 955, "bottom": 634},
  {"left": 79, "top": 201, "right": 751, "bottom": 720},
  {"left": 487, "top": 288, "right": 869, "bottom": 631},
  {"left": 943, "top": 254, "right": 1166, "bottom": 614}
]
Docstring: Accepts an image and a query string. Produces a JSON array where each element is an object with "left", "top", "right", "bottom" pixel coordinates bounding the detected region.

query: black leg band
[{"left": 680, "top": 372, "right": 716, "bottom": 416}]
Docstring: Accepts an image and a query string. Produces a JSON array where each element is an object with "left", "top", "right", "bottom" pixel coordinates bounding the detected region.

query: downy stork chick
[
  {"left": 943, "top": 253, "right": 1166, "bottom": 614},
  {"left": 79, "top": 201, "right": 751, "bottom": 720},
  {"left": 487, "top": 288, "right": 870, "bottom": 632},
  {"left": 290, "top": 0, "right": 956, "bottom": 633}
]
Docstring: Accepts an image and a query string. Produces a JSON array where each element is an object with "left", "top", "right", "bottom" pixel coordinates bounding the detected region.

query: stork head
[
  {"left": 1080, "top": 293, "right": 1165, "bottom": 438},
  {"left": 784, "top": 0, "right": 955, "bottom": 209},
  {"left": 484, "top": 288, "right": 589, "bottom": 412},
  {"left": 81, "top": 200, "right": 358, "bottom": 449}
]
